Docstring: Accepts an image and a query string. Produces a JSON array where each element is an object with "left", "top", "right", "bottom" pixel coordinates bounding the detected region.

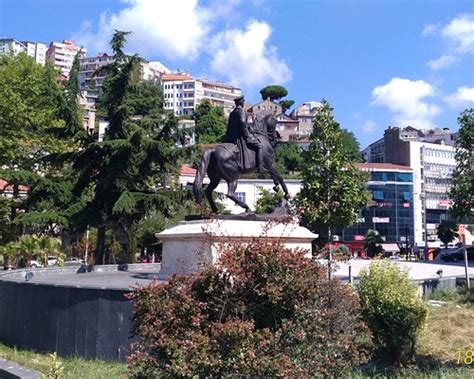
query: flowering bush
[
  {"left": 127, "top": 240, "right": 371, "bottom": 377},
  {"left": 358, "top": 261, "right": 428, "bottom": 365}
]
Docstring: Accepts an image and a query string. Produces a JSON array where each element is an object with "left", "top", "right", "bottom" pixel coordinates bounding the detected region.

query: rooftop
[{"left": 354, "top": 163, "right": 412, "bottom": 172}]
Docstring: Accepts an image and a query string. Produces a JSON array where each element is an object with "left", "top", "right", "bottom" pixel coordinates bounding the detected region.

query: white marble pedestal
[{"left": 155, "top": 218, "right": 318, "bottom": 279}]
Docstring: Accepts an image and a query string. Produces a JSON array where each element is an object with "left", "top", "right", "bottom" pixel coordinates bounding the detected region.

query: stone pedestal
[{"left": 155, "top": 218, "right": 318, "bottom": 279}]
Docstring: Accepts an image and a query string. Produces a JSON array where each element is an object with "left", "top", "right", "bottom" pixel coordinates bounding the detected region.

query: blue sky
[{"left": 1, "top": 0, "right": 473, "bottom": 148}]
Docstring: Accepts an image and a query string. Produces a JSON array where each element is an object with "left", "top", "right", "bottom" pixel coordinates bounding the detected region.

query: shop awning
[{"left": 381, "top": 243, "right": 400, "bottom": 252}]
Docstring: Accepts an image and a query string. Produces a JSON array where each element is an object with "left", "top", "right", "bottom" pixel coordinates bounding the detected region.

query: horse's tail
[{"left": 193, "top": 149, "right": 212, "bottom": 203}]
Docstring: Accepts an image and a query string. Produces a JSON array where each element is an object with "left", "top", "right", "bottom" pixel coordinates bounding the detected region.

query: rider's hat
[{"left": 234, "top": 95, "right": 245, "bottom": 103}]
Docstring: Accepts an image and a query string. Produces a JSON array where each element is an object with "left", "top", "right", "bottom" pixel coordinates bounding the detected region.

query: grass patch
[
  {"left": 0, "top": 342, "right": 127, "bottom": 378},
  {"left": 418, "top": 303, "right": 474, "bottom": 362},
  {"left": 351, "top": 300, "right": 474, "bottom": 378}
]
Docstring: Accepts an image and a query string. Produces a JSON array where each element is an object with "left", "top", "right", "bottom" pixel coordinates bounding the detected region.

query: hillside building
[
  {"left": 46, "top": 40, "right": 85, "bottom": 78},
  {"left": 0, "top": 38, "right": 46, "bottom": 65}
]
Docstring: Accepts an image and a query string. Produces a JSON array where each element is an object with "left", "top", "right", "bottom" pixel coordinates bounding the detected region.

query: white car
[
  {"left": 64, "top": 257, "right": 84, "bottom": 266},
  {"left": 29, "top": 256, "right": 58, "bottom": 268}
]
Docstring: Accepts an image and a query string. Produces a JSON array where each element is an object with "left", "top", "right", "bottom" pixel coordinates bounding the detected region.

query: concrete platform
[{"left": 331, "top": 259, "right": 474, "bottom": 281}]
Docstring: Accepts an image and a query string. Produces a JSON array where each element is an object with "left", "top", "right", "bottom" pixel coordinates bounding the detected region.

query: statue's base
[
  {"left": 155, "top": 218, "right": 317, "bottom": 279},
  {"left": 184, "top": 209, "right": 289, "bottom": 222}
]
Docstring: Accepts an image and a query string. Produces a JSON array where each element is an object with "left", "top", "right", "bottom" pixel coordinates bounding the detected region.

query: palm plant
[
  {"left": 364, "top": 229, "right": 384, "bottom": 258},
  {"left": 38, "top": 237, "right": 64, "bottom": 266},
  {"left": 17, "top": 235, "right": 41, "bottom": 267},
  {"left": 0, "top": 243, "right": 17, "bottom": 269}
]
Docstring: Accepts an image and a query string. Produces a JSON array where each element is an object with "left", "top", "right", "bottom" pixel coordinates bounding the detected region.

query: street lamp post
[{"left": 372, "top": 204, "right": 382, "bottom": 231}]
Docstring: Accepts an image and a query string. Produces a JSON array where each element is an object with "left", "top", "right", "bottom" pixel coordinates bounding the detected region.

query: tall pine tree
[{"left": 72, "top": 31, "right": 193, "bottom": 264}]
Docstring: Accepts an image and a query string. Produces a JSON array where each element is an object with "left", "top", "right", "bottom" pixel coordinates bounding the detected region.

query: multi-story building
[
  {"left": 46, "top": 40, "right": 85, "bottom": 78},
  {"left": 341, "top": 163, "right": 415, "bottom": 254},
  {"left": 78, "top": 53, "right": 116, "bottom": 104},
  {"left": 162, "top": 73, "right": 196, "bottom": 116},
  {"left": 363, "top": 126, "right": 457, "bottom": 247},
  {"left": 0, "top": 38, "right": 46, "bottom": 65},
  {"left": 275, "top": 113, "right": 299, "bottom": 141},
  {"left": 162, "top": 74, "right": 241, "bottom": 117},
  {"left": 23, "top": 41, "right": 47, "bottom": 65},
  {"left": 195, "top": 79, "right": 241, "bottom": 116},
  {"left": 79, "top": 54, "right": 167, "bottom": 105},
  {"left": 289, "top": 101, "right": 321, "bottom": 138}
]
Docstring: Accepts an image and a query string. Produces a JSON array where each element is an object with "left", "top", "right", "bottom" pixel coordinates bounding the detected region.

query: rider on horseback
[{"left": 222, "top": 95, "right": 265, "bottom": 173}]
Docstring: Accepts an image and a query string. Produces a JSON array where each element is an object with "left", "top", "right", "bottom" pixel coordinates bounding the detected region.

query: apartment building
[
  {"left": 162, "top": 73, "right": 196, "bottom": 116},
  {"left": 79, "top": 54, "right": 168, "bottom": 105},
  {"left": 289, "top": 101, "right": 321, "bottom": 138},
  {"left": 46, "top": 40, "right": 85, "bottom": 78},
  {"left": 78, "top": 53, "right": 116, "bottom": 104},
  {"left": 363, "top": 126, "right": 458, "bottom": 247},
  {"left": 0, "top": 38, "right": 46, "bottom": 65},
  {"left": 162, "top": 74, "right": 241, "bottom": 117}
]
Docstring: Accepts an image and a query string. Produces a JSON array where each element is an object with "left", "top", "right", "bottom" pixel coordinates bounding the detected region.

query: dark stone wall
[{"left": 0, "top": 280, "right": 134, "bottom": 361}]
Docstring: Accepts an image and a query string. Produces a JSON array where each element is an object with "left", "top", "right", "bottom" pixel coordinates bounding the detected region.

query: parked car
[
  {"left": 439, "top": 246, "right": 474, "bottom": 262},
  {"left": 64, "top": 257, "right": 84, "bottom": 266},
  {"left": 29, "top": 256, "right": 58, "bottom": 268}
]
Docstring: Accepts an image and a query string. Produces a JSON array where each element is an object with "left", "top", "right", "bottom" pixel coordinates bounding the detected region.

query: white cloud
[
  {"left": 443, "top": 13, "right": 474, "bottom": 53},
  {"left": 71, "top": 0, "right": 291, "bottom": 89},
  {"left": 422, "top": 23, "right": 440, "bottom": 36},
  {"left": 445, "top": 86, "right": 474, "bottom": 107},
  {"left": 362, "top": 120, "right": 376, "bottom": 134},
  {"left": 427, "top": 54, "right": 458, "bottom": 70},
  {"left": 72, "top": 0, "right": 220, "bottom": 60},
  {"left": 209, "top": 20, "right": 292, "bottom": 88},
  {"left": 371, "top": 77, "right": 440, "bottom": 128},
  {"left": 424, "top": 13, "right": 474, "bottom": 70}
]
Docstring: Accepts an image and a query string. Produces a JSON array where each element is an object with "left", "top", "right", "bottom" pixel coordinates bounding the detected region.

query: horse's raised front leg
[
  {"left": 226, "top": 179, "right": 251, "bottom": 212},
  {"left": 266, "top": 161, "right": 290, "bottom": 207}
]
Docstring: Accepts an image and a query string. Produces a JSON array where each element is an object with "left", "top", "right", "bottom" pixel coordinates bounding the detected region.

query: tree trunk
[
  {"left": 127, "top": 228, "right": 137, "bottom": 264},
  {"left": 95, "top": 225, "right": 106, "bottom": 265}
]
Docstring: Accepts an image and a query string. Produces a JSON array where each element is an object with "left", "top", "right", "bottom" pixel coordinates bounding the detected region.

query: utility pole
[
  {"left": 460, "top": 225, "right": 471, "bottom": 289},
  {"left": 84, "top": 226, "right": 89, "bottom": 265}
]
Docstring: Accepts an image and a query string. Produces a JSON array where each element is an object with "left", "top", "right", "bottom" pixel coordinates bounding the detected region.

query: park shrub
[
  {"left": 358, "top": 261, "right": 428, "bottom": 365},
  {"left": 127, "top": 240, "right": 371, "bottom": 377}
]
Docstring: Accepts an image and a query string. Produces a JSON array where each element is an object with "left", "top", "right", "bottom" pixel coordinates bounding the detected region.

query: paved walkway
[
  {"left": 0, "top": 357, "right": 40, "bottom": 378},
  {"left": 330, "top": 259, "right": 474, "bottom": 280}
]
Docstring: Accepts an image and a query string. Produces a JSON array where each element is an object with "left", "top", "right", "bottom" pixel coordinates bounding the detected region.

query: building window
[
  {"left": 373, "top": 190, "right": 384, "bottom": 200},
  {"left": 402, "top": 192, "right": 411, "bottom": 200},
  {"left": 235, "top": 192, "right": 246, "bottom": 203}
]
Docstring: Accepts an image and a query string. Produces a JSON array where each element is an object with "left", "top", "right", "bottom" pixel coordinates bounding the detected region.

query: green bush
[
  {"left": 358, "top": 261, "right": 428, "bottom": 365},
  {"left": 127, "top": 240, "right": 371, "bottom": 377}
]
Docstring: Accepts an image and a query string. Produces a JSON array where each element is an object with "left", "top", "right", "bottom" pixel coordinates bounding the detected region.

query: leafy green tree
[
  {"left": 193, "top": 99, "right": 226, "bottom": 143},
  {"left": 273, "top": 141, "right": 303, "bottom": 175},
  {"left": 71, "top": 31, "right": 193, "bottom": 264},
  {"left": 341, "top": 128, "right": 362, "bottom": 162},
  {"left": 254, "top": 187, "right": 284, "bottom": 214},
  {"left": 450, "top": 109, "right": 474, "bottom": 222},
  {"left": 279, "top": 99, "right": 295, "bottom": 113},
  {"left": 8, "top": 50, "right": 89, "bottom": 238},
  {"left": 0, "top": 53, "right": 72, "bottom": 241},
  {"left": 297, "top": 100, "right": 370, "bottom": 248},
  {"left": 259, "top": 85, "right": 288, "bottom": 101},
  {"left": 436, "top": 220, "right": 459, "bottom": 249}
]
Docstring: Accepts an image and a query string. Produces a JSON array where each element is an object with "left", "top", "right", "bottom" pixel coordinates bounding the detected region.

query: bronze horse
[{"left": 193, "top": 110, "right": 290, "bottom": 213}]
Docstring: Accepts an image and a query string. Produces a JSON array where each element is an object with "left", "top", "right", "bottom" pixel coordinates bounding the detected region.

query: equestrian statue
[{"left": 193, "top": 95, "right": 290, "bottom": 213}]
